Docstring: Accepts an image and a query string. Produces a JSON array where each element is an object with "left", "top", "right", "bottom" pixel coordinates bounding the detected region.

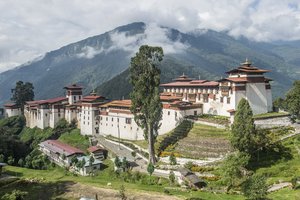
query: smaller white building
[
  {"left": 4, "top": 103, "right": 22, "bottom": 118},
  {"left": 39, "top": 140, "right": 85, "bottom": 167}
]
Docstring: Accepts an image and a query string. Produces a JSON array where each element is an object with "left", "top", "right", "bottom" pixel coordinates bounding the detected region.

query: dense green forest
[{"left": 0, "top": 117, "right": 78, "bottom": 169}]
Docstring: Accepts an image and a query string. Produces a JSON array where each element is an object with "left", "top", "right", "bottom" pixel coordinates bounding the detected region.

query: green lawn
[
  {"left": 188, "top": 124, "right": 230, "bottom": 138},
  {"left": 2, "top": 163, "right": 245, "bottom": 200},
  {"left": 255, "top": 134, "right": 300, "bottom": 185},
  {"left": 58, "top": 129, "right": 90, "bottom": 152},
  {"left": 253, "top": 112, "right": 290, "bottom": 119}
]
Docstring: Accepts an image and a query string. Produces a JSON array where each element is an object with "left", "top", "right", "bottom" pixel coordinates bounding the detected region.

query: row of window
[{"left": 100, "top": 116, "right": 132, "bottom": 124}]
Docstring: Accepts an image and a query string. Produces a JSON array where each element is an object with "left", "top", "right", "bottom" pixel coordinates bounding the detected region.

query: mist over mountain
[{"left": 0, "top": 22, "right": 299, "bottom": 105}]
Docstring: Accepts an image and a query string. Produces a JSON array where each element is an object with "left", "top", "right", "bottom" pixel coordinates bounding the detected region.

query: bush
[
  {"left": 184, "top": 161, "right": 194, "bottom": 170},
  {"left": 242, "top": 174, "right": 268, "bottom": 200},
  {"left": 1, "top": 189, "right": 28, "bottom": 200},
  {"left": 169, "top": 153, "right": 177, "bottom": 165}
]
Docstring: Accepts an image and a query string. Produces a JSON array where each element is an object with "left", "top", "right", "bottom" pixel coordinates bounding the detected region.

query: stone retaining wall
[{"left": 255, "top": 116, "right": 291, "bottom": 128}]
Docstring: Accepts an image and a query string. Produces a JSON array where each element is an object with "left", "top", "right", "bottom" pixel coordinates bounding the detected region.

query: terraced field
[{"left": 165, "top": 124, "right": 232, "bottom": 159}]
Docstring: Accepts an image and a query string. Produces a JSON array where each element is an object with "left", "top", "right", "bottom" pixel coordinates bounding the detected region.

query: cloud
[
  {"left": 108, "top": 23, "right": 190, "bottom": 54},
  {"left": 76, "top": 46, "right": 104, "bottom": 59},
  {"left": 0, "top": 0, "right": 299, "bottom": 71}
]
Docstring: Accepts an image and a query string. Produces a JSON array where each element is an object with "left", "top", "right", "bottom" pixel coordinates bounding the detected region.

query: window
[
  {"left": 125, "top": 118, "right": 131, "bottom": 124},
  {"left": 100, "top": 117, "right": 102, "bottom": 120},
  {"left": 83, "top": 121, "right": 85, "bottom": 125},
  {"left": 194, "top": 111, "right": 197, "bottom": 116},
  {"left": 203, "top": 94, "right": 208, "bottom": 103},
  {"left": 227, "top": 97, "right": 231, "bottom": 104},
  {"left": 79, "top": 96, "right": 81, "bottom": 100},
  {"left": 112, "top": 118, "right": 114, "bottom": 122},
  {"left": 58, "top": 113, "right": 61, "bottom": 117},
  {"left": 106, "top": 117, "right": 108, "bottom": 121},
  {"left": 168, "top": 111, "right": 170, "bottom": 115},
  {"left": 88, "top": 122, "right": 89, "bottom": 125},
  {"left": 220, "top": 97, "right": 223, "bottom": 103},
  {"left": 73, "top": 96, "right": 76, "bottom": 101},
  {"left": 45, "top": 113, "right": 47, "bottom": 117}
]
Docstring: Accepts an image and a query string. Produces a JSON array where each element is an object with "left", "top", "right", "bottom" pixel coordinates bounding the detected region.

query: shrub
[
  {"left": 169, "top": 153, "right": 177, "bottom": 165},
  {"left": 169, "top": 170, "right": 176, "bottom": 185},
  {"left": 1, "top": 189, "right": 28, "bottom": 200},
  {"left": 184, "top": 161, "right": 194, "bottom": 170}
]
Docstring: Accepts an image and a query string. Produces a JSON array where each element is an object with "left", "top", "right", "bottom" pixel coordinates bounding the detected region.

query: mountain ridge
[{"left": 0, "top": 22, "right": 299, "bottom": 105}]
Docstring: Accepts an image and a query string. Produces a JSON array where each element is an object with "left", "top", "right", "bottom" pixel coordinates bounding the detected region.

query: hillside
[{"left": 0, "top": 22, "right": 299, "bottom": 104}]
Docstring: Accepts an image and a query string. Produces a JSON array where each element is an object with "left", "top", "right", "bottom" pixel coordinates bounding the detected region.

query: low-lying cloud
[
  {"left": 0, "top": 0, "right": 300, "bottom": 71},
  {"left": 109, "top": 23, "right": 190, "bottom": 55}
]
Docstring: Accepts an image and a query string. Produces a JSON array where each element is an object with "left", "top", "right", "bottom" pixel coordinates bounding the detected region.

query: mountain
[{"left": 0, "top": 22, "right": 299, "bottom": 105}]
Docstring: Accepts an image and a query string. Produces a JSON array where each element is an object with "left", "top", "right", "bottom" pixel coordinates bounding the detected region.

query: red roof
[
  {"left": 87, "top": 146, "right": 104, "bottom": 153},
  {"left": 226, "top": 65, "right": 270, "bottom": 74},
  {"left": 102, "top": 100, "right": 132, "bottom": 108},
  {"left": 40, "top": 140, "right": 84, "bottom": 156},
  {"left": 26, "top": 97, "right": 67, "bottom": 105},
  {"left": 160, "top": 80, "right": 219, "bottom": 87},
  {"left": 227, "top": 109, "right": 236, "bottom": 113},
  {"left": 4, "top": 103, "right": 18, "bottom": 108},
  {"left": 81, "top": 95, "right": 105, "bottom": 102}
]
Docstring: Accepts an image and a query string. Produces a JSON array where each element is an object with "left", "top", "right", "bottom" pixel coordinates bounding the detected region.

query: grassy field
[
  {"left": 1, "top": 162, "right": 245, "bottom": 200},
  {"left": 168, "top": 124, "right": 231, "bottom": 159},
  {"left": 253, "top": 112, "right": 290, "bottom": 119},
  {"left": 58, "top": 129, "right": 90, "bottom": 152},
  {"left": 255, "top": 134, "right": 300, "bottom": 185}
]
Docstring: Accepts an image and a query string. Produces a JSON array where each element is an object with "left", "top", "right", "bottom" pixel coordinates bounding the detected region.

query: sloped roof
[
  {"left": 87, "top": 146, "right": 105, "bottom": 153},
  {"left": 39, "top": 140, "right": 84, "bottom": 157}
]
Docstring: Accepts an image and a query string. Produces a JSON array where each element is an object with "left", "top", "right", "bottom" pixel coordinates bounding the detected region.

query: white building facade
[
  {"left": 19, "top": 59, "right": 273, "bottom": 140},
  {"left": 161, "top": 59, "right": 272, "bottom": 117}
]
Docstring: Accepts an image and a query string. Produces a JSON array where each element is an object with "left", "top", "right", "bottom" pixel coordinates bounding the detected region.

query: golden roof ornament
[{"left": 241, "top": 58, "right": 252, "bottom": 66}]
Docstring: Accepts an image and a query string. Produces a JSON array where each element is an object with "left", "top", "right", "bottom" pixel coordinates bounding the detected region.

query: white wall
[
  {"left": 245, "top": 83, "right": 268, "bottom": 115},
  {"left": 80, "top": 105, "right": 98, "bottom": 136},
  {"left": 5, "top": 108, "right": 21, "bottom": 118}
]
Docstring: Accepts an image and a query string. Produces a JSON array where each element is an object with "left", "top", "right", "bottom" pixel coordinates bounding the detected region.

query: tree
[
  {"left": 18, "top": 158, "right": 24, "bottom": 167},
  {"left": 11, "top": 81, "right": 34, "bottom": 114},
  {"left": 169, "top": 153, "right": 177, "bottom": 165},
  {"left": 0, "top": 154, "right": 4, "bottom": 163},
  {"left": 114, "top": 156, "right": 122, "bottom": 168},
  {"left": 220, "top": 152, "right": 250, "bottom": 192},
  {"left": 241, "top": 174, "right": 268, "bottom": 200},
  {"left": 129, "top": 45, "right": 164, "bottom": 164},
  {"left": 285, "top": 80, "right": 300, "bottom": 122},
  {"left": 231, "top": 98, "right": 256, "bottom": 154},
  {"left": 7, "top": 156, "right": 15, "bottom": 165},
  {"left": 169, "top": 170, "right": 176, "bottom": 185},
  {"left": 273, "top": 97, "right": 286, "bottom": 112},
  {"left": 147, "top": 162, "right": 155, "bottom": 176},
  {"left": 71, "top": 156, "right": 78, "bottom": 166},
  {"left": 121, "top": 157, "right": 129, "bottom": 172}
]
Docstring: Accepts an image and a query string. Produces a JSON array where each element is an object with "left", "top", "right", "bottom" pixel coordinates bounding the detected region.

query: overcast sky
[{"left": 0, "top": 0, "right": 299, "bottom": 72}]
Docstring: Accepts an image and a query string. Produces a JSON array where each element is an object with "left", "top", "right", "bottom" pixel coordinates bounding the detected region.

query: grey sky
[{"left": 0, "top": 0, "right": 299, "bottom": 72}]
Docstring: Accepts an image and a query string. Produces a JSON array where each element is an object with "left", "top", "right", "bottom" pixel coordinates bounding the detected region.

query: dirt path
[{"left": 58, "top": 182, "right": 181, "bottom": 200}]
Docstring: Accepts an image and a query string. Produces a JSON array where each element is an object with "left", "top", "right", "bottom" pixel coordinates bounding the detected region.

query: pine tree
[
  {"left": 129, "top": 45, "right": 164, "bottom": 164},
  {"left": 11, "top": 81, "right": 34, "bottom": 114},
  {"left": 231, "top": 98, "right": 256, "bottom": 154}
]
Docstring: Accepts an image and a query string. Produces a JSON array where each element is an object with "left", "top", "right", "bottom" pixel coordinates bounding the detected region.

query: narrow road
[{"left": 94, "top": 136, "right": 169, "bottom": 178}]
